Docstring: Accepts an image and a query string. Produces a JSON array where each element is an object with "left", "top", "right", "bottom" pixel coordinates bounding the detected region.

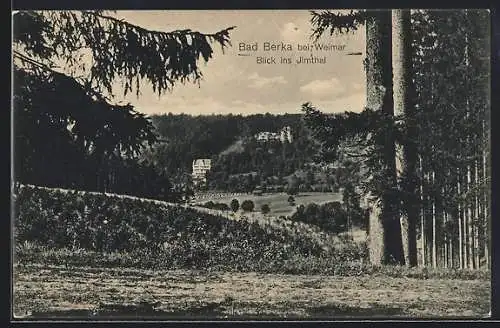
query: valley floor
[
  {"left": 192, "top": 191, "right": 342, "bottom": 217},
  {"left": 13, "top": 264, "right": 490, "bottom": 320}
]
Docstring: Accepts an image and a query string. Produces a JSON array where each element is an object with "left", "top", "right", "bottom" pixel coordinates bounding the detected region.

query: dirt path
[{"left": 13, "top": 264, "right": 490, "bottom": 319}]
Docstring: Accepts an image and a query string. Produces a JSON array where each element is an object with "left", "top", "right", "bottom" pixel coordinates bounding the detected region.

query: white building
[
  {"left": 280, "top": 126, "right": 293, "bottom": 143},
  {"left": 192, "top": 159, "right": 212, "bottom": 185},
  {"left": 256, "top": 131, "right": 281, "bottom": 142},
  {"left": 255, "top": 126, "right": 293, "bottom": 143}
]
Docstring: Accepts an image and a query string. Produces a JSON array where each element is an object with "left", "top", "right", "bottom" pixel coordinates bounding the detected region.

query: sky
[{"left": 110, "top": 10, "right": 367, "bottom": 116}]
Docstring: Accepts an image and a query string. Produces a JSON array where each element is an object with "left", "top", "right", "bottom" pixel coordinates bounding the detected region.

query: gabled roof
[{"left": 193, "top": 159, "right": 212, "bottom": 166}]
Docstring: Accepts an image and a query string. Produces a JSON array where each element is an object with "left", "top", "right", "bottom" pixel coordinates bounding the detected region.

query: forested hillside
[
  {"left": 147, "top": 114, "right": 305, "bottom": 168},
  {"left": 144, "top": 113, "right": 365, "bottom": 193}
]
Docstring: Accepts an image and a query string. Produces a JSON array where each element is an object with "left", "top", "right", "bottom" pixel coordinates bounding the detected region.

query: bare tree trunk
[
  {"left": 366, "top": 10, "right": 404, "bottom": 265},
  {"left": 466, "top": 166, "right": 473, "bottom": 269},
  {"left": 480, "top": 58, "right": 490, "bottom": 269},
  {"left": 431, "top": 170, "right": 437, "bottom": 268},
  {"left": 483, "top": 127, "right": 489, "bottom": 268},
  {"left": 463, "top": 10, "right": 476, "bottom": 270},
  {"left": 477, "top": 151, "right": 484, "bottom": 269},
  {"left": 443, "top": 189, "right": 448, "bottom": 268},
  {"left": 450, "top": 209, "right": 454, "bottom": 268},
  {"left": 481, "top": 25, "right": 490, "bottom": 266},
  {"left": 474, "top": 161, "right": 480, "bottom": 268},
  {"left": 463, "top": 190, "right": 468, "bottom": 269},
  {"left": 419, "top": 155, "right": 426, "bottom": 267},
  {"left": 425, "top": 164, "right": 432, "bottom": 267},
  {"left": 392, "top": 9, "right": 418, "bottom": 267},
  {"left": 457, "top": 171, "right": 464, "bottom": 269}
]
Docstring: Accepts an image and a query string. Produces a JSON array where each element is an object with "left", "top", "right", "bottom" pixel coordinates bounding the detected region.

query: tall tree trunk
[
  {"left": 431, "top": 170, "right": 437, "bottom": 268},
  {"left": 443, "top": 188, "right": 448, "bottom": 268},
  {"left": 466, "top": 166, "right": 473, "bottom": 269},
  {"left": 449, "top": 207, "right": 454, "bottom": 268},
  {"left": 481, "top": 17, "right": 491, "bottom": 269},
  {"left": 474, "top": 161, "right": 480, "bottom": 268},
  {"left": 462, "top": 169, "right": 469, "bottom": 268},
  {"left": 392, "top": 9, "right": 418, "bottom": 267},
  {"left": 484, "top": 157, "right": 490, "bottom": 270},
  {"left": 366, "top": 10, "right": 404, "bottom": 265},
  {"left": 457, "top": 170, "right": 464, "bottom": 269},
  {"left": 464, "top": 9, "right": 476, "bottom": 270},
  {"left": 419, "top": 155, "right": 426, "bottom": 266},
  {"left": 483, "top": 124, "right": 489, "bottom": 268},
  {"left": 424, "top": 161, "right": 432, "bottom": 267}
]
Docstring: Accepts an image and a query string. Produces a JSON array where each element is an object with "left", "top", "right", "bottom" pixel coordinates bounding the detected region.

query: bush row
[{"left": 290, "top": 202, "right": 367, "bottom": 234}]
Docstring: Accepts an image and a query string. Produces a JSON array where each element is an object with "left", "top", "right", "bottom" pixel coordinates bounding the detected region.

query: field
[
  {"left": 13, "top": 264, "right": 490, "bottom": 319},
  {"left": 12, "top": 185, "right": 491, "bottom": 320},
  {"left": 192, "top": 191, "right": 343, "bottom": 217}
]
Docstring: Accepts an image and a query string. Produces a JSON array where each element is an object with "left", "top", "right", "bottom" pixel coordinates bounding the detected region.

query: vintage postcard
[{"left": 11, "top": 9, "right": 491, "bottom": 320}]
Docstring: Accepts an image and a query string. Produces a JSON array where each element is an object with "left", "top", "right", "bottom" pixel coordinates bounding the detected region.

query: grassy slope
[{"left": 14, "top": 184, "right": 366, "bottom": 273}]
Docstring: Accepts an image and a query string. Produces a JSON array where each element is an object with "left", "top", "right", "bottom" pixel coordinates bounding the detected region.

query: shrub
[
  {"left": 204, "top": 201, "right": 215, "bottom": 208},
  {"left": 261, "top": 204, "right": 270, "bottom": 214},
  {"left": 202, "top": 201, "right": 229, "bottom": 211},
  {"left": 241, "top": 200, "right": 255, "bottom": 212},
  {"left": 290, "top": 201, "right": 348, "bottom": 234},
  {"left": 230, "top": 199, "right": 239, "bottom": 212},
  {"left": 214, "top": 203, "right": 230, "bottom": 211}
]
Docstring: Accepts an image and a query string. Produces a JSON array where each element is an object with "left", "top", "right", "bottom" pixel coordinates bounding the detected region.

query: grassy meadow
[
  {"left": 13, "top": 264, "right": 490, "bottom": 319},
  {"left": 12, "top": 185, "right": 490, "bottom": 319},
  {"left": 192, "top": 191, "right": 343, "bottom": 217}
]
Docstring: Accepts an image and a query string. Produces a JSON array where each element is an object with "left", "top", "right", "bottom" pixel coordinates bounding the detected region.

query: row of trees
[
  {"left": 305, "top": 9, "right": 490, "bottom": 269},
  {"left": 290, "top": 197, "right": 366, "bottom": 235},
  {"left": 201, "top": 199, "right": 272, "bottom": 214},
  {"left": 410, "top": 10, "right": 491, "bottom": 269}
]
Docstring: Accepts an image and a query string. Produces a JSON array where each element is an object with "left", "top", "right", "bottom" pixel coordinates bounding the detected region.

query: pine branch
[
  {"left": 14, "top": 64, "right": 158, "bottom": 156},
  {"left": 310, "top": 10, "right": 369, "bottom": 41},
  {"left": 13, "top": 50, "right": 59, "bottom": 71},
  {"left": 14, "top": 11, "right": 237, "bottom": 97},
  {"left": 93, "top": 12, "right": 236, "bottom": 44},
  {"left": 14, "top": 50, "right": 113, "bottom": 104}
]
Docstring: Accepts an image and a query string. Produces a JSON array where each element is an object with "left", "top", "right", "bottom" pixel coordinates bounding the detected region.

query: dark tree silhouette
[
  {"left": 12, "top": 10, "right": 235, "bottom": 198},
  {"left": 241, "top": 200, "right": 255, "bottom": 212},
  {"left": 230, "top": 199, "right": 240, "bottom": 213}
]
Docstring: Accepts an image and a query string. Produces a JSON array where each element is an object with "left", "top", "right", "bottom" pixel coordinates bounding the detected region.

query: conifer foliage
[{"left": 12, "top": 11, "right": 235, "bottom": 198}]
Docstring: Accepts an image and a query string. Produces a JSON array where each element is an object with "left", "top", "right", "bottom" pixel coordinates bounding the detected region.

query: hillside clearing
[
  {"left": 192, "top": 192, "right": 342, "bottom": 217},
  {"left": 13, "top": 264, "right": 490, "bottom": 319}
]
